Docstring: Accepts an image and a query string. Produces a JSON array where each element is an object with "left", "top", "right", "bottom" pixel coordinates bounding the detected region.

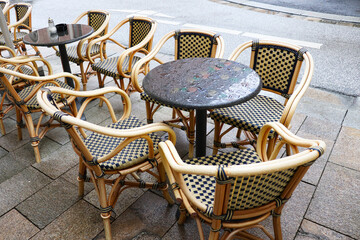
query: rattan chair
[
  {"left": 131, "top": 29, "right": 224, "bottom": 158},
  {"left": 0, "top": 3, "right": 41, "bottom": 56},
  {"left": 37, "top": 86, "right": 176, "bottom": 240},
  {"left": 0, "top": 66, "right": 80, "bottom": 162},
  {"left": 210, "top": 40, "right": 314, "bottom": 156},
  {"left": 54, "top": 10, "right": 110, "bottom": 90},
  {"left": 89, "top": 16, "right": 157, "bottom": 95},
  {"left": 159, "top": 121, "right": 325, "bottom": 240},
  {"left": 0, "top": 46, "right": 52, "bottom": 135},
  {"left": 0, "top": 0, "right": 9, "bottom": 13}
]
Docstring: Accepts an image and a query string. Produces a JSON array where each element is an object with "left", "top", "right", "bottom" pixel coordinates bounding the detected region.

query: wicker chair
[
  {"left": 131, "top": 29, "right": 224, "bottom": 158},
  {"left": 159, "top": 122, "right": 325, "bottom": 240},
  {"left": 37, "top": 86, "right": 176, "bottom": 240},
  {"left": 0, "top": 46, "right": 52, "bottom": 135},
  {"left": 0, "top": 3, "right": 41, "bottom": 56},
  {"left": 54, "top": 10, "right": 110, "bottom": 90},
  {"left": 89, "top": 16, "right": 157, "bottom": 95},
  {"left": 0, "top": 66, "right": 80, "bottom": 162},
  {"left": 210, "top": 40, "right": 314, "bottom": 156},
  {"left": 0, "top": 0, "right": 9, "bottom": 12}
]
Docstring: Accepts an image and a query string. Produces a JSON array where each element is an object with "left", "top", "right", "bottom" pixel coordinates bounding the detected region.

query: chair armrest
[
  {"left": 6, "top": 4, "right": 32, "bottom": 30},
  {"left": 0, "top": 56, "right": 53, "bottom": 75}
]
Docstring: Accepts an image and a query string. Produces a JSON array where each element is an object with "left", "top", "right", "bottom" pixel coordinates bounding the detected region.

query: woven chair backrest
[
  {"left": 15, "top": 4, "right": 30, "bottom": 29},
  {"left": 129, "top": 18, "right": 153, "bottom": 51},
  {"left": 175, "top": 31, "right": 218, "bottom": 60},
  {"left": 88, "top": 11, "right": 108, "bottom": 37},
  {"left": 0, "top": 1, "right": 7, "bottom": 10},
  {"left": 251, "top": 42, "right": 305, "bottom": 98}
]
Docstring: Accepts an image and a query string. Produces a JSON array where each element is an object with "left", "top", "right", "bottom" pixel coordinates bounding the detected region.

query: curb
[{"left": 214, "top": 0, "right": 360, "bottom": 28}]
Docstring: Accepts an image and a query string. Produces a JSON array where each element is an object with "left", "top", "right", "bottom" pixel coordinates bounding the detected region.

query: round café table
[
  {"left": 23, "top": 24, "right": 93, "bottom": 88},
  {"left": 143, "top": 58, "right": 262, "bottom": 157}
]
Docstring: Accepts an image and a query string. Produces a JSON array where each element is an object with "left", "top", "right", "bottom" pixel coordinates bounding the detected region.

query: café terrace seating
[
  {"left": 89, "top": 16, "right": 157, "bottom": 96},
  {"left": 210, "top": 40, "right": 314, "bottom": 156},
  {"left": 0, "top": 2, "right": 42, "bottom": 56},
  {"left": 37, "top": 85, "right": 176, "bottom": 240},
  {"left": 0, "top": 63, "right": 80, "bottom": 162},
  {"left": 54, "top": 10, "right": 110, "bottom": 90},
  {"left": 131, "top": 29, "right": 224, "bottom": 158},
  {"left": 159, "top": 121, "right": 325, "bottom": 240}
]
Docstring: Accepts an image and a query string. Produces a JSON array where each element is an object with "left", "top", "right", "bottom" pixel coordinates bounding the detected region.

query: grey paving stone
[
  {"left": 0, "top": 154, "right": 27, "bottom": 184},
  {"left": 61, "top": 163, "right": 95, "bottom": 195},
  {"left": 12, "top": 136, "right": 62, "bottom": 166},
  {"left": 299, "top": 116, "right": 342, "bottom": 141},
  {"left": 0, "top": 209, "right": 39, "bottom": 240},
  {"left": 302, "top": 88, "right": 354, "bottom": 109},
  {"left": 343, "top": 109, "right": 360, "bottom": 130},
  {"left": 94, "top": 191, "right": 177, "bottom": 239},
  {"left": 32, "top": 142, "right": 78, "bottom": 179},
  {"left": 0, "top": 128, "right": 30, "bottom": 152},
  {"left": 0, "top": 116, "right": 17, "bottom": 136},
  {"left": 162, "top": 216, "right": 211, "bottom": 240},
  {"left": 295, "top": 219, "right": 354, "bottom": 240},
  {"left": 31, "top": 200, "right": 103, "bottom": 240},
  {"left": 296, "top": 131, "right": 334, "bottom": 185},
  {"left": 0, "top": 167, "right": 51, "bottom": 216},
  {"left": 16, "top": 177, "right": 79, "bottom": 229},
  {"left": 0, "top": 146, "right": 7, "bottom": 159},
  {"left": 44, "top": 127, "right": 71, "bottom": 145},
  {"left": 306, "top": 163, "right": 360, "bottom": 239},
  {"left": 329, "top": 126, "right": 360, "bottom": 171}
]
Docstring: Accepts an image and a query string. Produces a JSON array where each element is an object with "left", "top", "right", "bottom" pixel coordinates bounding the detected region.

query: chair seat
[
  {"left": 0, "top": 32, "right": 28, "bottom": 44},
  {"left": 210, "top": 95, "right": 284, "bottom": 136},
  {"left": 85, "top": 116, "right": 161, "bottom": 171},
  {"left": 140, "top": 92, "right": 192, "bottom": 112},
  {"left": 18, "top": 80, "right": 73, "bottom": 109},
  {"left": 183, "top": 149, "right": 261, "bottom": 209},
  {"left": 91, "top": 55, "right": 141, "bottom": 79},
  {"left": 0, "top": 65, "right": 33, "bottom": 88},
  {"left": 55, "top": 43, "right": 101, "bottom": 65}
]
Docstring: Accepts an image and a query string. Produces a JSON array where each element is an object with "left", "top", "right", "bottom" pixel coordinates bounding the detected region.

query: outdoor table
[
  {"left": 23, "top": 24, "right": 93, "bottom": 88},
  {"left": 143, "top": 58, "right": 262, "bottom": 157}
]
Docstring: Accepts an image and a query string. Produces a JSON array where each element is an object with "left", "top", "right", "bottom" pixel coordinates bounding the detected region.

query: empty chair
[
  {"left": 159, "top": 121, "right": 325, "bottom": 240},
  {"left": 131, "top": 29, "right": 224, "bottom": 158},
  {"left": 210, "top": 40, "right": 314, "bottom": 155},
  {"left": 0, "top": 3, "right": 41, "bottom": 56},
  {"left": 54, "top": 10, "right": 110, "bottom": 90},
  {"left": 89, "top": 16, "right": 157, "bottom": 95},
  {"left": 37, "top": 86, "right": 176, "bottom": 240},
  {"left": 0, "top": 65, "right": 80, "bottom": 162}
]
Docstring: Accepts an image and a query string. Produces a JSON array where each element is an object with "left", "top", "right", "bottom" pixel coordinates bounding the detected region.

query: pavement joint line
[{"left": 213, "top": 0, "right": 360, "bottom": 27}]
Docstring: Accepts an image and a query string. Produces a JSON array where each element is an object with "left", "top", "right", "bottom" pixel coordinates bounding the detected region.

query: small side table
[
  {"left": 143, "top": 58, "right": 262, "bottom": 157},
  {"left": 23, "top": 24, "right": 93, "bottom": 88}
]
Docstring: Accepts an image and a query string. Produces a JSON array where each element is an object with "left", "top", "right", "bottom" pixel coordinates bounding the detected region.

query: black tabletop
[
  {"left": 23, "top": 24, "right": 93, "bottom": 47},
  {"left": 143, "top": 58, "right": 262, "bottom": 110}
]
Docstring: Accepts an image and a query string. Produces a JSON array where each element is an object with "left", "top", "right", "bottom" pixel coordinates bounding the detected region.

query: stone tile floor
[{"left": 0, "top": 46, "right": 359, "bottom": 240}]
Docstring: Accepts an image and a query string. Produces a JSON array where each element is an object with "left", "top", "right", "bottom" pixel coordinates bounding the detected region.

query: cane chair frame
[
  {"left": 159, "top": 122, "right": 325, "bottom": 240},
  {"left": 131, "top": 29, "right": 225, "bottom": 158},
  {"left": 0, "top": 67, "right": 80, "bottom": 162},
  {"left": 211, "top": 40, "right": 314, "bottom": 156},
  {"left": 0, "top": 3, "right": 41, "bottom": 57},
  {"left": 54, "top": 10, "right": 110, "bottom": 90},
  {"left": 0, "top": 47, "right": 53, "bottom": 135},
  {"left": 37, "top": 86, "right": 177, "bottom": 240},
  {"left": 0, "top": 0, "right": 9, "bottom": 13},
  {"left": 88, "top": 16, "right": 157, "bottom": 96}
]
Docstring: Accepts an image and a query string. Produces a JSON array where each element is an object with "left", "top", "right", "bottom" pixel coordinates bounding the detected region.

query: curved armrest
[
  {"left": 0, "top": 55, "right": 53, "bottom": 75},
  {"left": 6, "top": 4, "right": 32, "bottom": 30},
  {"left": 130, "top": 31, "right": 175, "bottom": 92}
]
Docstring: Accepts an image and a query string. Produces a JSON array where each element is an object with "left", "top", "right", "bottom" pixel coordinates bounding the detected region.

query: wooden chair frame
[
  {"left": 37, "top": 86, "right": 177, "bottom": 240},
  {"left": 87, "top": 16, "right": 157, "bottom": 95},
  {"left": 0, "top": 46, "right": 52, "bottom": 135},
  {"left": 159, "top": 122, "right": 325, "bottom": 240},
  {"left": 131, "top": 29, "right": 225, "bottom": 158},
  {"left": 212, "top": 40, "right": 314, "bottom": 156},
  {"left": 0, "top": 67, "right": 80, "bottom": 162},
  {"left": 1, "top": 3, "right": 41, "bottom": 57},
  {"left": 54, "top": 10, "right": 110, "bottom": 90}
]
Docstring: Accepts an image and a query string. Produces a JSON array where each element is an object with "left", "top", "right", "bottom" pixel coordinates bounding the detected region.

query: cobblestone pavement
[{"left": 0, "top": 40, "right": 359, "bottom": 239}]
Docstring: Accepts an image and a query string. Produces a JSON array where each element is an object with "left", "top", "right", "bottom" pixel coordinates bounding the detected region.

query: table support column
[
  {"left": 58, "top": 44, "right": 74, "bottom": 88},
  {"left": 196, "top": 109, "right": 207, "bottom": 157}
]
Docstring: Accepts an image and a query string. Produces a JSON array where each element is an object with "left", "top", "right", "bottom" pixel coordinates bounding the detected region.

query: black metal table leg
[{"left": 196, "top": 109, "right": 207, "bottom": 157}]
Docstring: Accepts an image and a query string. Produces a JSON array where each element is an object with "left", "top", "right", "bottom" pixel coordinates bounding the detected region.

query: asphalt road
[
  {"left": 249, "top": 0, "right": 360, "bottom": 17},
  {"left": 11, "top": 0, "right": 360, "bottom": 97}
]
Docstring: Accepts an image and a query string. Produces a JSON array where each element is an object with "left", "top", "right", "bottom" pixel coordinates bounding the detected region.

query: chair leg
[
  {"left": 145, "top": 101, "right": 154, "bottom": 124},
  {"left": 77, "top": 159, "right": 87, "bottom": 197},
  {"left": 97, "top": 72, "right": 106, "bottom": 107},
  {"left": 188, "top": 110, "right": 195, "bottom": 158},
  {"left": 0, "top": 117, "right": 4, "bottom": 135},
  {"left": 272, "top": 213, "right": 283, "bottom": 240},
  {"left": 15, "top": 108, "right": 23, "bottom": 140},
  {"left": 157, "top": 162, "right": 174, "bottom": 205},
  {"left": 212, "top": 120, "right": 221, "bottom": 155},
  {"left": 102, "top": 215, "right": 112, "bottom": 240},
  {"left": 24, "top": 113, "right": 41, "bottom": 163},
  {"left": 177, "top": 203, "right": 187, "bottom": 224},
  {"left": 79, "top": 63, "right": 87, "bottom": 91}
]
